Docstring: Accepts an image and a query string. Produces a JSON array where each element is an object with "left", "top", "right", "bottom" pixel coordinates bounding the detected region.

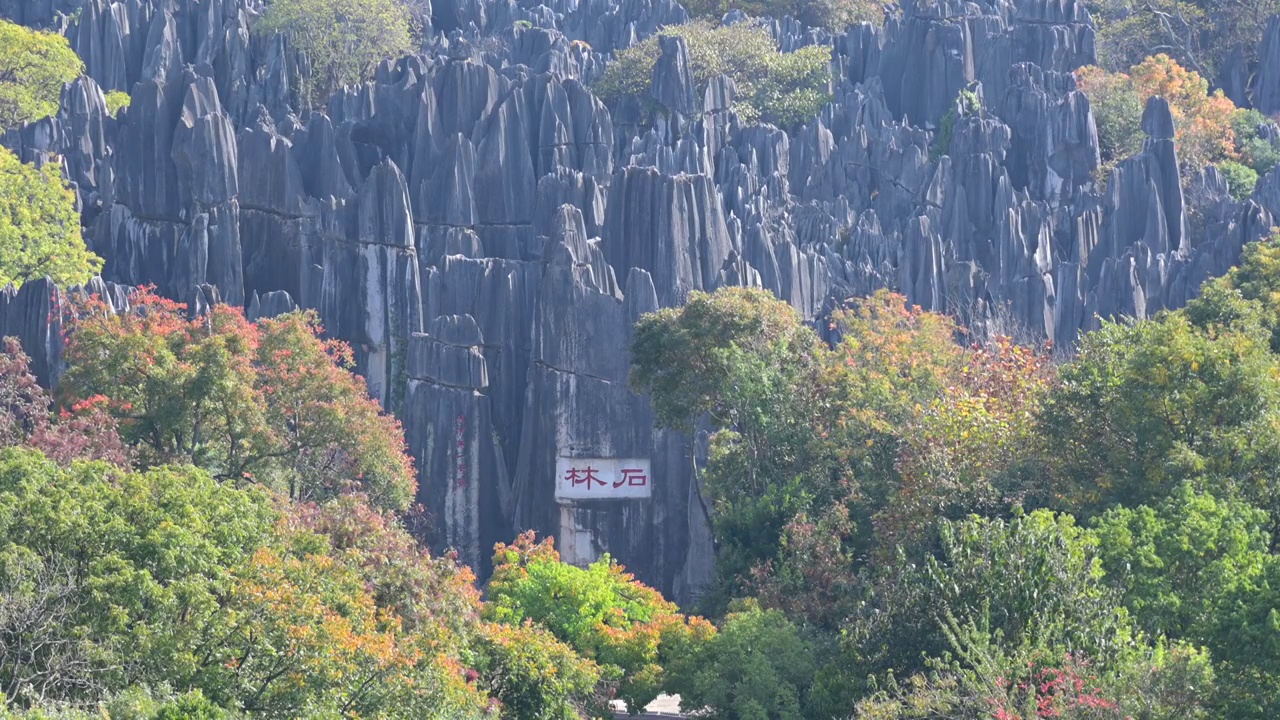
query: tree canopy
[
  {"left": 1088, "top": 0, "right": 1279, "bottom": 86},
  {"left": 594, "top": 21, "right": 832, "bottom": 127},
  {"left": 258, "top": 0, "right": 414, "bottom": 105},
  {"left": 0, "top": 321, "right": 633, "bottom": 719},
  {"left": 680, "top": 0, "right": 889, "bottom": 31},
  {"left": 59, "top": 288, "right": 416, "bottom": 511},
  {"left": 0, "top": 19, "right": 82, "bottom": 132},
  {"left": 0, "top": 446, "right": 501, "bottom": 718},
  {"left": 625, "top": 235, "right": 1280, "bottom": 716},
  {"left": 0, "top": 147, "right": 102, "bottom": 289},
  {"left": 485, "top": 532, "right": 714, "bottom": 716}
]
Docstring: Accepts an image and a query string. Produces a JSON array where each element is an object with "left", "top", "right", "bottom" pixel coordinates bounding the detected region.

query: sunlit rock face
[{"left": 4, "top": 0, "right": 1274, "bottom": 603}]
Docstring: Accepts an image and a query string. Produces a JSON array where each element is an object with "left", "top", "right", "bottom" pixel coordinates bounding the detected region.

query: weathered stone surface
[
  {"left": 651, "top": 35, "right": 697, "bottom": 117},
  {"left": 1258, "top": 16, "right": 1280, "bottom": 115},
  {"left": 4, "top": 0, "right": 1272, "bottom": 604}
]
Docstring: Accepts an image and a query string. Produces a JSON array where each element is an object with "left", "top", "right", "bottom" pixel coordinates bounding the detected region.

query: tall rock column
[
  {"left": 403, "top": 315, "right": 503, "bottom": 577},
  {"left": 513, "top": 206, "right": 710, "bottom": 599}
]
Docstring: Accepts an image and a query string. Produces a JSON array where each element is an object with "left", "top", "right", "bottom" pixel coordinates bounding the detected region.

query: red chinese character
[
  {"left": 618, "top": 468, "right": 648, "bottom": 487},
  {"left": 565, "top": 466, "right": 605, "bottom": 490}
]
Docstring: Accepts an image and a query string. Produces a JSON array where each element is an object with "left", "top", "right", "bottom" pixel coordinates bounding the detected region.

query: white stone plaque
[{"left": 555, "top": 457, "right": 652, "bottom": 500}]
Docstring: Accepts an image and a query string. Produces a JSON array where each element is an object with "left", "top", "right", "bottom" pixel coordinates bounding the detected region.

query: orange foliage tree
[
  {"left": 880, "top": 336, "right": 1054, "bottom": 550},
  {"left": 218, "top": 544, "right": 492, "bottom": 718},
  {"left": 1076, "top": 54, "right": 1239, "bottom": 179},
  {"left": 59, "top": 286, "right": 416, "bottom": 510}
]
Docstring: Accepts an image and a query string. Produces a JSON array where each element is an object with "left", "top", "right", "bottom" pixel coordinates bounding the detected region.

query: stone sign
[{"left": 555, "top": 457, "right": 652, "bottom": 500}]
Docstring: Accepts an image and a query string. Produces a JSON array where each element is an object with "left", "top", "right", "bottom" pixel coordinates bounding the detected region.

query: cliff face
[{"left": 3, "top": 0, "right": 1275, "bottom": 602}]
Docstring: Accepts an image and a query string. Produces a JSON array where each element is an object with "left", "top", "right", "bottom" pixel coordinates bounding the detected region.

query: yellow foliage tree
[
  {"left": 1077, "top": 55, "right": 1239, "bottom": 180},
  {"left": 1129, "top": 54, "right": 1239, "bottom": 174}
]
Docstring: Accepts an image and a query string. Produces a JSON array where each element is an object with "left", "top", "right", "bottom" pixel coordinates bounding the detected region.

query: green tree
[
  {"left": 0, "top": 447, "right": 277, "bottom": 706},
  {"left": 475, "top": 621, "right": 601, "bottom": 720},
  {"left": 1092, "top": 484, "right": 1280, "bottom": 717},
  {"left": 849, "top": 511, "right": 1215, "bottom": 719},
  {"left": 1088, "top": 0, "right": 1280, "bottom": 84},
  {"left": 1187, "top": 232, "right": 1280, "bottom": 350},
  {"left": 258, "top": 0, "right": 413, "bottom": 105},
  {"left": 1035, "top": 310, "right": 1280, "bottom": 521},
  {"left": 847, "top": 511, "right": 1142, "bottom": 687},
  {"left": 1075, "top": 55, "right": 1240, "bottom": 180},
  {"left": 632, "top": 288, "right": 1051, "bottom": 613},
  {"left": 1093, "top": 484, "right": 1272, "bottom": 644},
  {"left": 60, "top": 288, "right": 416, "bottom": 511},
  {"left": 0, "top": 20, "right": 82, "bottom": 132},
  {"left": 0, "top": 147, "right": 102, "bottom": 289},
  {"left": 631, "top": 287, "right": 836, "bottom": 608},
  {"left": 1231, "top": 109, "right": 1280, "bottom": 178},
  {"left": 681, "top": 0, "right": 890, "bottom": 30},
  {"left": 1219, "top": 160, "right": 1259, "bottom": 200},
  {"left": 485, "top": 532, "right": 715, "bottom": 715},
  {"left": 1208, "top": 555, "right": 1280, "bottom": 718},
  {"left": 664, "top": 601, "right": 817, "bottom": 720},
  {"left": 631, "top": 287, "right": 826, "bottom": 434},
  {"left": 1074, "top": 64, "right": 1144, "bottom": 180},
  {"left": 0, "top": 448, "right": 500, "bottom": 718},
  {"left": 594, "top": 21, "right": 831, "bottom": 127}
]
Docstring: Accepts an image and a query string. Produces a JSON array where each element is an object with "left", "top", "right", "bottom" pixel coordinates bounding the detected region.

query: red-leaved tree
[
  {"left": 0, "top": 336, "right": 129, "bottom": 466},
  {"left": 59, "top": 287, "right": 416, "bottom": 510}
]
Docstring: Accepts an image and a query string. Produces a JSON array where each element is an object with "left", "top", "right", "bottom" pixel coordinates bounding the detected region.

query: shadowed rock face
[{"left": 3, "top": 0, "right": 1276, "bottom": 602}]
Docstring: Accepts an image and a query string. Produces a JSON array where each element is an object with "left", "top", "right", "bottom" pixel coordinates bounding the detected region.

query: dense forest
[{"left": 6, "top": 0, "right": 1280, "bottom": 718}]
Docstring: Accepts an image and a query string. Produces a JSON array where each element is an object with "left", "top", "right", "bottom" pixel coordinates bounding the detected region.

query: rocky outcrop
[
  {"left": 1258, "top": 16, "right": 1280, "bottom": 115},
  {"left": 5, "top": 0, "right": 1276, "bottom": 603}
]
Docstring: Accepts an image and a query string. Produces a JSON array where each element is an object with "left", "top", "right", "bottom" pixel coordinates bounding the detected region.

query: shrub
[
  {"left": 103, "top": 90, "right": 130, "bottom": 117},
  {"left": 258, "top": 0, "right": 413, "bottom": 104},
  {"left": 930, "top": 88, "right": 981, "bottom": 161},
  {"left": 1231, "top": 108, "right": 1280, "bottom": 177},
  {"left": 681, "top": 0, "right": 891, "bottom": 31},
  {"left": 1218, "top": 160, "right": 1258, "bottom": 200},
  {"left": 595, "top": 21, "right": 831, "bottom": 127}
]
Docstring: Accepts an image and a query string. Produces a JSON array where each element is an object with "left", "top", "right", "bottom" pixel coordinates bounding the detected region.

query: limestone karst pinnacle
[{"left": 4, "top": 0, "right": 1277, "bottom": 603}]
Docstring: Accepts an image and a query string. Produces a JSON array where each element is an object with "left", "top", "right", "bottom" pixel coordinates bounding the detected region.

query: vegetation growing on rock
[
  {"left": 258, "top": 0, "right": 414, "bottom": 104},
  {"left": 681, "top": 0, "right": 891, "bottom": 31},
  {"left": 0, "top": 147, "right": 102, "bottom": 289},
  {"left": 0, "top": 19, "right": 82, "bottom": 132},
  {"left": 595, "top": 21, "right": 832, "bottom": 127}
]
